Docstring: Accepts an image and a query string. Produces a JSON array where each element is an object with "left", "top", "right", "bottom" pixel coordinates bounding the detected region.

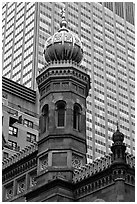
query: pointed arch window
[
  {"left": 56, "top": 101, "right": 66, "bottom": 127},
  {"left": 39, "top": 104, "right": 49, "bottom": 134},
  {"left": 73, "top": 103, "right": 81, "bottom": 131}
]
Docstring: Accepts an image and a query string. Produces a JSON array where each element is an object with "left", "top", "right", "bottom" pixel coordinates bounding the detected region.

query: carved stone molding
[
  {"left": 17, "top": 178, "right": 26, "bottom": 194},
  {"left": 40, "top": 155, "right": 48, "bottom": 171},
  {"left": 72, "top": 154, "right": 82, "bottom": 169},
  {"left": 5, "top": 184, "right": 13, "bottom": 200}
]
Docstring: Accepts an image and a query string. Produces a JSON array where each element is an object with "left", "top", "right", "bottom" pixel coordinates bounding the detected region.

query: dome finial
[{"left": 60, "top": 6, "right": 67, "bottom": 28}]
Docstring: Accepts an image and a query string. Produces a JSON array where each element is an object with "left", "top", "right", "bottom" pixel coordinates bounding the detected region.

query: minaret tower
[
  {"left": 109, "top": 123, "right": 130, "bottom": 202},
  {"left": 36, "top": 8, "right": 90, "bottom": 185},
  {"left": 111, "top": 123, "right": 128, "bottom": 190},
  {"left": 111, "top": 122, "right": 127, "bottom": 165}
]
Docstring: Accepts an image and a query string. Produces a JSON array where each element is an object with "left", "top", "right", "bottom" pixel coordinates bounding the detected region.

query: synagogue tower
[{"left": 36, "top": 8, "right": 90, "bottom": 186}]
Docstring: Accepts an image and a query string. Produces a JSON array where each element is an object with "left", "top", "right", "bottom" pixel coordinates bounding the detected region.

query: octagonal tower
[{"left": 36, "top": 8, "right": 90, "bottom": 186}]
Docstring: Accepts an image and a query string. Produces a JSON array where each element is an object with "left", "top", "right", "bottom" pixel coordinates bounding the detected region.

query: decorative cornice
[
  {"left": 37, "top": 61, "right": 90, "bottom": 95},
  {"left": 2, "top": 143, "right": 38, "bottom": 170},
  {"left": 2, "top": 76, "right": 36, "bottom": 103},
  {"left": 39, "top": 60, "right": 87, "bottom": 75},
  {"left": 74, "top": 173, "right": 114, "bottom": 199},
  {"left": 38, "top": 133, "right": 87, "bottom": 146}
]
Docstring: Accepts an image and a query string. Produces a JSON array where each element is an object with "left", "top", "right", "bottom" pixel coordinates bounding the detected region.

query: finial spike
[
  {"left": 61, "top": 7, "right": 65, "bottom": 20},
  {"left": 60, "top": 6, "right": 67, "bottom": 28},
  {"left": 116, "top": 121, "right": 119, "bottom": 131}
]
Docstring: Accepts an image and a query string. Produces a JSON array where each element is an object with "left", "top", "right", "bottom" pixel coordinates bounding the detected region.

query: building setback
[
  {"left": 2, "top": 2, "right": 135, "bottom": 160},
  {"left": 2, "top": 11, "right": 135, "bottom": 202}
]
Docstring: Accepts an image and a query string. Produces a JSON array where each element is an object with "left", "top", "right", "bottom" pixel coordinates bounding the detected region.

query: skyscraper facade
[{"left": 2, "top": 2, "right": 135, "bottom": 161}]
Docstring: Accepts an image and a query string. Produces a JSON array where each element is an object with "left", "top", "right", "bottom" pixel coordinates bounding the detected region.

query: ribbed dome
[
  {"left": 112, "top": 123, "right": 124, "bottom": 143},
  {"left": 44, "top": 8, "right": 83, "bottom": 64}
]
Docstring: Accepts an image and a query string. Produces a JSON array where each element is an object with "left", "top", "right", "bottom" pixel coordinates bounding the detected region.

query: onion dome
[
  {"left": 112, "top": 122, "right": 124, "bottom": 144},
  {"left": 44, "top": 8, "right": 83, "bottom": 64}
]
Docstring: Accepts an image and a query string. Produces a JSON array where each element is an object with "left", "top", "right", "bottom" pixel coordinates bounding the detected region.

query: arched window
[
  {"left": 73, "top": 104, "right": 81, "bottom": 131},
  {"left": 39, "top": 104, "right": 49, "bottom": 133},
  {"left": 56, "top": 101, "right": 66, "bottom": 127}
]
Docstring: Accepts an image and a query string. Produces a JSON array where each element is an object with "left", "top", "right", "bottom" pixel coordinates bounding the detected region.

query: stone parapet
[
  {"left": 2, "top": 143, "right": 38, "bottom": 170},
  {"left": 73, "top": 154, "right": 112, "bottom": 183}
]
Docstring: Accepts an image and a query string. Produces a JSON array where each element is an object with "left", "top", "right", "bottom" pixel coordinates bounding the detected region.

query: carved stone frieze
[
  {"left": 17, "top": 179, "right": 26, "bottom": 194},
  {"left": 40, "top": 155, "right": 48, "bottom": 171},
  {"left": 5, "top": 185, "right": 13, "bottom": 200},
  {"left": 72, "top": 154, "right": 82, "bottom": 169},
  {"left": 30, "top": 176, "right": 37, "bottom": 187}
]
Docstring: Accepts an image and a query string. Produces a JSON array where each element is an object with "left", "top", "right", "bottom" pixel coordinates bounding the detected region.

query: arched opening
[
  {"left": 39, "top": 104, "right": 49, "bottom": 134},
  {"left": 117, "top": 149, "right": 120, "bottom": 158},
  {"left": 127, "top": 174, "right": 130, "bottom": 183},
  {"left": 109, "top": 175, "right": 112, "bottom": 183},
  {"left": 73, "top": 103, "right": 81, "bottom": 131},
  {"left": 95, "top": 181, "right": 97, "bottom": 189},
  {"left": 102, "top": 178, "right": 105, "bottom": 186},
  {"left": 56, "top": 101, "right": 66, "bottom": 127},
  {"left": 99, "top": 180, "right": 101, "bottom": 188},
  {"left": 118, "top": 169, "right": 121, "bottom": 175},
  {"left": 131, "top": 176, "right": 134, "bottom": 184}
]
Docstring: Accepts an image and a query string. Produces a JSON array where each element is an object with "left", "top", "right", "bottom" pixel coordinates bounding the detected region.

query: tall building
[{"left": 2, "top": 2, "right": 135, "bottom": 161}]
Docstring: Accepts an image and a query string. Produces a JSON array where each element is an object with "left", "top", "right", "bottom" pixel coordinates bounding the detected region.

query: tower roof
[
  {"left": 112, "top": 122, "right": 124, "bottom": 144},
  {"left": 44, "top": 7, "right": 83, "bottom": 64}
]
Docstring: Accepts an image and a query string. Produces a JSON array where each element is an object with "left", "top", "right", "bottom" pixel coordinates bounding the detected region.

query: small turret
[{"left": 111, "top": 122, "right": 126, "bottom": 164}]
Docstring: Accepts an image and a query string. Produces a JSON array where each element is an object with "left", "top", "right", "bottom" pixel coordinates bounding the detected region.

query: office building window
[
  {"left": 23, "top": 119, "right": 33, "bottom": 128},
  {"left": 27, "top": 132, "right": 36, "bottom": 143},
  {"left": 9, "top": 126, "right": 18, "bottom": 137},
  {"left": 8, "top": 140, "right": 19, "bottom": 151}
]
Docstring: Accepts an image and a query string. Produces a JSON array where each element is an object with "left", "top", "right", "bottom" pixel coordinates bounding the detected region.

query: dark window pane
[
  {"left": 58, "top": 108, "right": 65, "bottom": 127},
  {"left": 26, "top": 132, "right": 36, "bottom": 143},
  {"left": 73, "top": 109, "right": 77, "bottom": 129},
  {"left": 73, "top": 104, "right": 81, "bottom": 130},
  {"left": 56, "top": 101, "right": 66, "bottom": 127}
]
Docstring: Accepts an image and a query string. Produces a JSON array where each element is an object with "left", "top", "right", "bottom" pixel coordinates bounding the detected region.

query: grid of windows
[{"left": 2, "top": 2, "right": 35, "bottom": 88}]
